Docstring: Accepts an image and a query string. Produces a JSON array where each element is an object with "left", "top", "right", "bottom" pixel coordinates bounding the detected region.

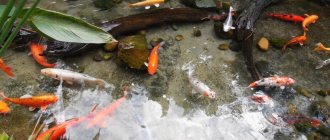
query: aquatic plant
[
  {"left": 0, "top": 0, "right": 40, "bottom": 56},
  {"left": 0, "top": 131, "right": 13, "bottom": 140}
]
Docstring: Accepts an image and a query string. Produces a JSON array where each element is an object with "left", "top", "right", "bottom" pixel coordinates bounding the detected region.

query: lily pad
[{"left": 26, "top": 8, "right": 116, "bottom": 44}]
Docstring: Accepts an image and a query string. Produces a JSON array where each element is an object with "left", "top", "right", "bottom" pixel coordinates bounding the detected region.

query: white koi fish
[
  {"left": 41, "top": 68, "right": 107, "bottom": 87},
  {"left": 223, "top": 6, "right": 235, "bottom": 32},
  {"left": 315, "top": 59, "right": 330, "bottom": 69},
  {"left": 128, "top": 0, "right": 164, "bottom": 9}
]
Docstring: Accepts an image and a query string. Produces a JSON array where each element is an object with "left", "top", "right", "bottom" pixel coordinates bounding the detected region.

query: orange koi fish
[
  {"left": 249, "top": 76, "right": 295, "bottom": 88},
  {"left": 0, "top": 100, "right": 10, "bottom": 114},
  {"left": 36, "top": 118, "right": 80, "bottom": 140},
  {"left": 314, "top": 42, "right": 330, "bottom": 54},
  {"left": 30, "top": 43, "right": 56, "bottom": 68},
  {"left": 302, "top": 14, "right": 318, "bottom": 31},
  {"left": 0, "top": 92, "right": 58, "bottom": 111},
  {"left": 145, "top": 42, "right": 164, "bottom": 75},
  {"left": 267, "top": 13, "right": 304, "bottom": 23},
  {"left": 86, "top": 86, "right": 129, "bottom": 129},
  {"left": 282, "top": 34, "right": 306, "bottom": 53},
  {"left": 0, "top": 58, "right": 14, "bottom": 78},
  {"left": 128, "top": 0, "right": 165, "bottom": 9}
]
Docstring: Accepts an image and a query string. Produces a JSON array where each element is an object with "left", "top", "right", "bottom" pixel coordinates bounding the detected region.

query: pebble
[
  {"left": 103, "top": 53, "right": 113, "bottom": 60},
  {"left": 193, "top": 27, "right": 202, "bottom": 37},
  {"left": 258, "top": 37, "right": 269, "bottom": 51},
  {"left": 218, "top": 43, "right": 229, "bottom": 50},
  {"left": 175, "top": 35, "right": 184, "bottom": 41},
  {"left": 93, "top": 54, "right": 103, "bottom": 62}
]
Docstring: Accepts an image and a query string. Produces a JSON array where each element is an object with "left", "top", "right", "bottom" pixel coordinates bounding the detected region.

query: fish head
[
  {"left": 207, "top": 91, "right": 216, "bottom": 99},
  {"left": 286, "top": 77, "right": 295, "bottom": 85},
  {"left": 41, "top": 68, "right": 56, "bottom": 78}
]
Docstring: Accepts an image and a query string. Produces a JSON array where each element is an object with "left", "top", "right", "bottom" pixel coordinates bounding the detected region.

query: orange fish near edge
[
  {"left": 36, "top": 118, "right": 80, "bottom": 140},
  {"left": 30, "top": 43, "right": 56, "bottom": 68},
  {"left": 146, "top": 42, "right": 165, "bottom": 75},
  {"left": 314, "top": 42, "right": 330, "bottom": 54},
  {"left": 0, "top": 91, "right": 58, "bottom": 111},
  {"left": 0, "top": 100, "right": 10, "bottom": 114},
  {"left": 282, "top": 34, "right": 307, "bottom": 53},
  {"left": 0, "top": 58, "right": 14, "bottom": 78}
]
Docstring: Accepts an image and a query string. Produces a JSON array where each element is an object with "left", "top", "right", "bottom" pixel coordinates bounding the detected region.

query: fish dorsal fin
[
  {"left": 154, "top": 4, "right": 160, "bottom": 7},
  {"left": 29, "top": 107, "right": 36, "bottom": 111},
  {"left": 145, "top": 6, "right": 151, "bottom": 9},
  {"left": 20, "top": 94, "right": 32, "bottom": 99},
  {"left": 144, "top": 62, "right": 148, "bottom": 67}
]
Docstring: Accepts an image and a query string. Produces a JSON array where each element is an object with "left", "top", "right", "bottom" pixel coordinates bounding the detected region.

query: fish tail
[
  {"left": 266, "top": 13, "right": 274, "bottom": 17},
  {"left": 181, "top": 61, "right": 195, "bottom": 77},
  {"left": 128, "top": 3, "right": 135, "bottom": 7},
  {"left": 315, "top": 60, "right": 325, "bottom": 69},
  {"left": 281, "top": 44, "right": 288, "bottom": 53},
  {"left": 95, "top": 79, "right": 106, "bottom": 87},
  {"left": 314, "top": 43, "right": 325, "bottom": 52},
  {"left": 0, "top": 91, "right": 7, "bottom": 99},
  {"left": 248, "top": 82, "right": 257, "bottom": 88}
]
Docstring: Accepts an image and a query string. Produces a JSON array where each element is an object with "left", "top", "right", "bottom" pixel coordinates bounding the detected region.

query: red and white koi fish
[
  {"left": 30, "top": 43, "right": 56, "bottom": 68},
  {"left": 302, "top": 14, "right": 318, "bottom": 31},
  {"left": 282, "top": 34, "right": 306, "bottom": 53},
  {"left": 186, "top": 67, "right": 216, "bottom": 99},
  {"left": 0, "top": 58, "right": 14, "bottom": 78},
  {"left": 0, "top": 91, "right": 58, "bottom": 111},
  {"left": 41, "top": 68, "right": 107, "bottom": 87},
  {"left": 314, "top": 42, "right": 330, "bottom": 54},
  {"left": 145, "top": 42, "right": 164, "bottom": 75},
  {"left": 267, "top": 13, "right": 304, "bottom": 23},
  {"left": 0, "top": 100, "right": 10, "bottom": 114},
  {"left": 128, "top": 0, "right": 164, "bottom": 9},
  {"left": 86, "top": 86, "right": 129, "bottom": 129},
  {"left": 248, "top": 76, "right": 295, "bottom": 88}
]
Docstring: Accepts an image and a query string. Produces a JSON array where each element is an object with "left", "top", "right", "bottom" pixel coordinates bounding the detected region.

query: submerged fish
[
  {"left": 30, "top": 43, "right": 56, "bottom": 68},
  {"left": 186, "top": 67, "right": 216, "bottom": 99},
  {"left": 251, "top": 94, "right": 272, "bottom": 104},
  {"left": 0, "top": 91, "right": 58, "bottom": 111},
  {"left": 0, "top": 58, "right": 14, "bottom": 78},
  {"left": 302, "top": 14, "right": 318, "bottom": 31},
  {"left": 145, "top": 42, "right": 164, "bottom": 75},
  {"left": 41, "top": 68, "right": 107, "bottom": 87},
  {"left": 128, "top": 0, "right": 164, "bottom": 9},
  {"left": 314, "top": 42, "right": 330, "bottom": 54},
  {"left": 248, "top": 76, "right": 295, "bottom": 88},
  {"left": 223, "top": 6, "right": 235, "bottom": 32},
  {"left": 0, "top": 100, "right": 10, "bottom": 114},
  {"left": 282, "top": 34, "right": 306, "bottom": 53},
  {"left": 267, "top": 13, "right": 305, "bottom": 23},
  {"left": 315, "top": 59, "right": 330, "bottom": 69},
  {"left": 36, "top": 118, "right": 80, "bottom": 140}
]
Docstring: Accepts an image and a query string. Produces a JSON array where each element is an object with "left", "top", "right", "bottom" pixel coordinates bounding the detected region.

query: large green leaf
[
  {"left": 27, "top": 8, "right": 116, "bottom": 44},
  {"left": 0, "top": 5, "right": 15, "bottom": 17}
]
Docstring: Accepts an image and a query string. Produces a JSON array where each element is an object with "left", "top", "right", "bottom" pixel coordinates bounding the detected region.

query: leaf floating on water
[{"left": 25, "top": 8, "right": 116, "bottom": 44}]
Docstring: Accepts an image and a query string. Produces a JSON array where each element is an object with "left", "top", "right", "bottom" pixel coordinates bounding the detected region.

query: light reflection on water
[{"left": 41, "top": 83, "right": 296, "bottom": 140}]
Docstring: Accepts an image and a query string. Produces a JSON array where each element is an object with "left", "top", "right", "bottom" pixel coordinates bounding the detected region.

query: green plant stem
[
  {"left": 0, "top": 0, "right": 41, "bottom": 56},
  {"left": 0, "top": 0, "right": 16, "bottom": 31},
  {"left": 0, "top": 0, "right": 26, "bottom": 45}
]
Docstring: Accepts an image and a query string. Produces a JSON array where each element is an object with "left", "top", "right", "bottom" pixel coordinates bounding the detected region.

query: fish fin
[
  {"left": 144, "top": 62, "right": 148, "bottom": 67},
  {"left": 230, "top": 26, "right": 236, "bottom": 29},
  {"left": 280, "top": 86, "right": 285, "bottom": 90},
  {"left": 299, "top": 43, "right": 304, "bottom": 46},
  {"left": 314, "top": 43, "right": 325, "bottom": 51},
  {"left": 20, "top": 94, "right": 32, "bottom": 99},
  {"left": 145, "top": 6, "right": 151, "bottom": 9},
  {"left": 65, "top": 80, "right": 74, "bottom": 85},
  {"left": 29, "top": 107, "right": 36, "bottom": 111},
  {"left": 0, "top": 91, "right": 7, "bottom": 99},
  {"left": 40, "top": 106, "right": 48, "bottom": 111},
  {"left": 154, "top": 4, "right": 160, "bottom": 7},
  {"left": 28, "top": 52, "right": 32, "bottom": 56},
  {"left": 95, "top": 79, "right": 106, "bottom": 87},
  {"left": 304, "top": 14, "right": 309, "bottom": 17},
  {"left": 315, "top": 61, "right": 325, "bottom": 69}
]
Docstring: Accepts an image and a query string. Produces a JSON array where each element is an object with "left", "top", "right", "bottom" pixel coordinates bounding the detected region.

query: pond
[{"left": 0, "top": 0, "right": 329, "bottom": 140}]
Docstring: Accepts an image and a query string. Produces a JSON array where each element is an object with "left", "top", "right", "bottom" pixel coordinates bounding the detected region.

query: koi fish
[
  {"left": 30, "top": 43, "right": 56, "bottom": 68},
  {"left": 186, "top": 67, "right": 216, "bottom": 99},
  {"left": 36, "top": 118, "right": 80, "bottom": 140},
  {"left": 248, "top": 76, "right": 295, "bottom": 88},
  {"left": 86, "top": 86, "right": 128, "bottom": 129},
  {"left": 267, "top": 13, "right": 304, "bottom": 23},
  {"left": 0, "top": 100, "right": 10, "bottom": 114},
  {"left": 282, "top": 35, "right": 306, "bottom": 53},
  {"left": 251, "top": 94, "right": 272, "bottom": 104},
  {"left": 0, "top": 92, "right": 58, "bottom": 111},
  {"left": 314, "top": 42, "right": 330, "bottom": 54},
  {"left": 128, "top": 0, "right": 164, "bottom": 9},
  {"left": 41, "top": 68, "right": 107, "bottom": 87},
  {"left": 302, "top": 14, "right": 318, "bottom": 31},
  {"left": 315, "top": 59, "right": 330, "bottom": 69},
  {"left": 145, "top": 42, "right": 164, "bottom": 75},
  {"left": 0, "top": 58, "right": 14, "bottom": 78},
  {"left": 223, "top": 6, "right": 235, "bottom": 32}
]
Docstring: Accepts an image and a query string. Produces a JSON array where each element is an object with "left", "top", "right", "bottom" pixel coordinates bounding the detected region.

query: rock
[
  {"left": 295, "top": 86, "right": 315, "bottom": 99},
  {"left": 294, "top": 120, "right": 312, "bottom": 132},
  {"left": 218, "top": 43, "right": 229, "bottom": 50},
  {"left": 317, "top": 124, "right": 330, "bottom": 137},
  {"left": 269, "top": 37, "right": 286, "bottom": 49},
  {"left": 317, "top": 90, "right": 330, "bottom": 97},
  {"left": 93, "top": 54, "right": 103, "bottom": 62},
  {"left": 103, "top": 53, "right": 112, "bottom": 60},
  {"left": 104, "top": 41, "right": 118, "bottom": 52},
  {"left": 310, "top": 101, "right": 330, "bottom": 122},
  {"left": 229, "top": 40, "right": 241, "bottom": 52},
  {"left": 93, "top": 0, "right": 122, "bottom": 9},
  {"left": 117, "top": 35, "right": 149, "bottom": 70},
  {"left": 180, "top": 0, "right": 216, "bottom": 8},
  {"left": 258, "top": 37, "right": 269, "bottom": 51},
  {"left": 214, "top": 21, "right": 234, "bottom": 39},
  {"left": 175, "top": 35, "right": 184, "bottom": 41},
  {"left": 193, "top": 27, "right": 202, "bottom": 37}
]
